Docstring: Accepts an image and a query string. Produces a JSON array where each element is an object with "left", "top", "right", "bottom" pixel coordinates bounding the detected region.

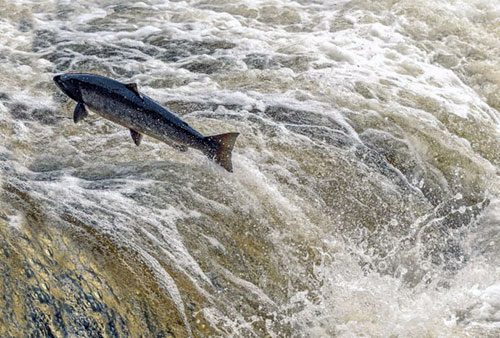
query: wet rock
[
  {"left": 0, "top": 181, "right": 193, "bottom": 337},
  {"left": 24, "top": 265, "right": 35, "bottom": 278},
  {"left": 27, "top": 309, "right": 57, "bottom": 338},
  {"left": 31, "top": 287, "right": 52, "bottom": 304}
]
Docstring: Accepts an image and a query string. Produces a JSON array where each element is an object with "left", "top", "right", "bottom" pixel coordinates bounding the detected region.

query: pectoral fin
[
  {"left": 130, "top": 129, "right": 143, "bottom": 146},
  {"left": 73, "top": 102, "right": 88, "bottom": 123},
  {"left": 125, "top": 83, "right": 142, "bottom": 99}
]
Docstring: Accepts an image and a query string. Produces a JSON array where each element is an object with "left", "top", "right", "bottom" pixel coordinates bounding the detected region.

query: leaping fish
[{"left": 53, "top": 73, "right": 239, "bottom": 172}]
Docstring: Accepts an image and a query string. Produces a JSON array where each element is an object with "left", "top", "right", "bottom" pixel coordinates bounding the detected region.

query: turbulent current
[{"left": 0, "top": 0, "right": 499, "bottom": 336}]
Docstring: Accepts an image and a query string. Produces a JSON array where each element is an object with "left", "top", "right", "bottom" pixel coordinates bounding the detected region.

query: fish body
[{"left": 53, "top": 73, "right": 238, "bottom": 171}]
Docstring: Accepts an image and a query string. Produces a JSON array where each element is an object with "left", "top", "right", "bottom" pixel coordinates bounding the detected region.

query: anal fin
[
  {"left": 130, "top": 129, "right": 143, "bottom": 146},
  {"left": 73, "top": 102, "right": 88, "bottom": 123}
]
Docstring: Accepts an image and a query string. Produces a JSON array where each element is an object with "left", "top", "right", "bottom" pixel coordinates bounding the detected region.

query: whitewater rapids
[{"left": 0, "top": 0, "right": 499, "bottom": 336}]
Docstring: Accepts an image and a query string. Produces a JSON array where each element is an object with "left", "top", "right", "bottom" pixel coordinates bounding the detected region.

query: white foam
[
  {"left": 7, "top": 212, "right": 24, "bottom": 230},
  {"left": 1, "top": 0, "right": 499, "bottom": 336}
]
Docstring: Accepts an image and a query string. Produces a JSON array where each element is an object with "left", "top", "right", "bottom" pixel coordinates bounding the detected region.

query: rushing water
[{"left": 0, "top": 0, "right": 499, "bottom": 336}]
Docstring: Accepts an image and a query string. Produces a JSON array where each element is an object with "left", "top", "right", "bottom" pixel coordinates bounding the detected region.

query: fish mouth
[
  {"left": 53, "top": 74, "right": 80, "bottom": 101},
  {"left": 53, "top": 74, "right": 65, "bottom": 92}
]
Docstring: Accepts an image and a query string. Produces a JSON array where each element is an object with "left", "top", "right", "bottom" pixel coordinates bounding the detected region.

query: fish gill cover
[{"left": 0, "top": 0, "right": 499, "bottom": 337}]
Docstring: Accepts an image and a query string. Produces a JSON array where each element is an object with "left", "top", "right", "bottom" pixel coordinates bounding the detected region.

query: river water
[{"left": 0, "top": 0, "right": 499, "bottom": 336}]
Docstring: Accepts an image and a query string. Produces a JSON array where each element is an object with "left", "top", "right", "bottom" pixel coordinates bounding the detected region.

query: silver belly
[{"left": 81, "top": 90, "right": 190, "bottom": 149}]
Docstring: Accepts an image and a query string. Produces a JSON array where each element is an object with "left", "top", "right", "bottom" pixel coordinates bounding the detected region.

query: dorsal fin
[
  {"left": 125, "top": 83, "right": 142, "bottom": 99},
  {"left": 130, "top": 129, "right": 143, "bottom": 146}
]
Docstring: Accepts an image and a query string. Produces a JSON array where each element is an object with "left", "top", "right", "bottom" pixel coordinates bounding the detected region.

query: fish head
[{"left": 53, "top": 73, "right": 83, "bottom": 102}]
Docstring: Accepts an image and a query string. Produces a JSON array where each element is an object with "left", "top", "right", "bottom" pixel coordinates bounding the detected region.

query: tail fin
[{"left": 204, "top": 132, "right": 239, "bottom": 172}]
